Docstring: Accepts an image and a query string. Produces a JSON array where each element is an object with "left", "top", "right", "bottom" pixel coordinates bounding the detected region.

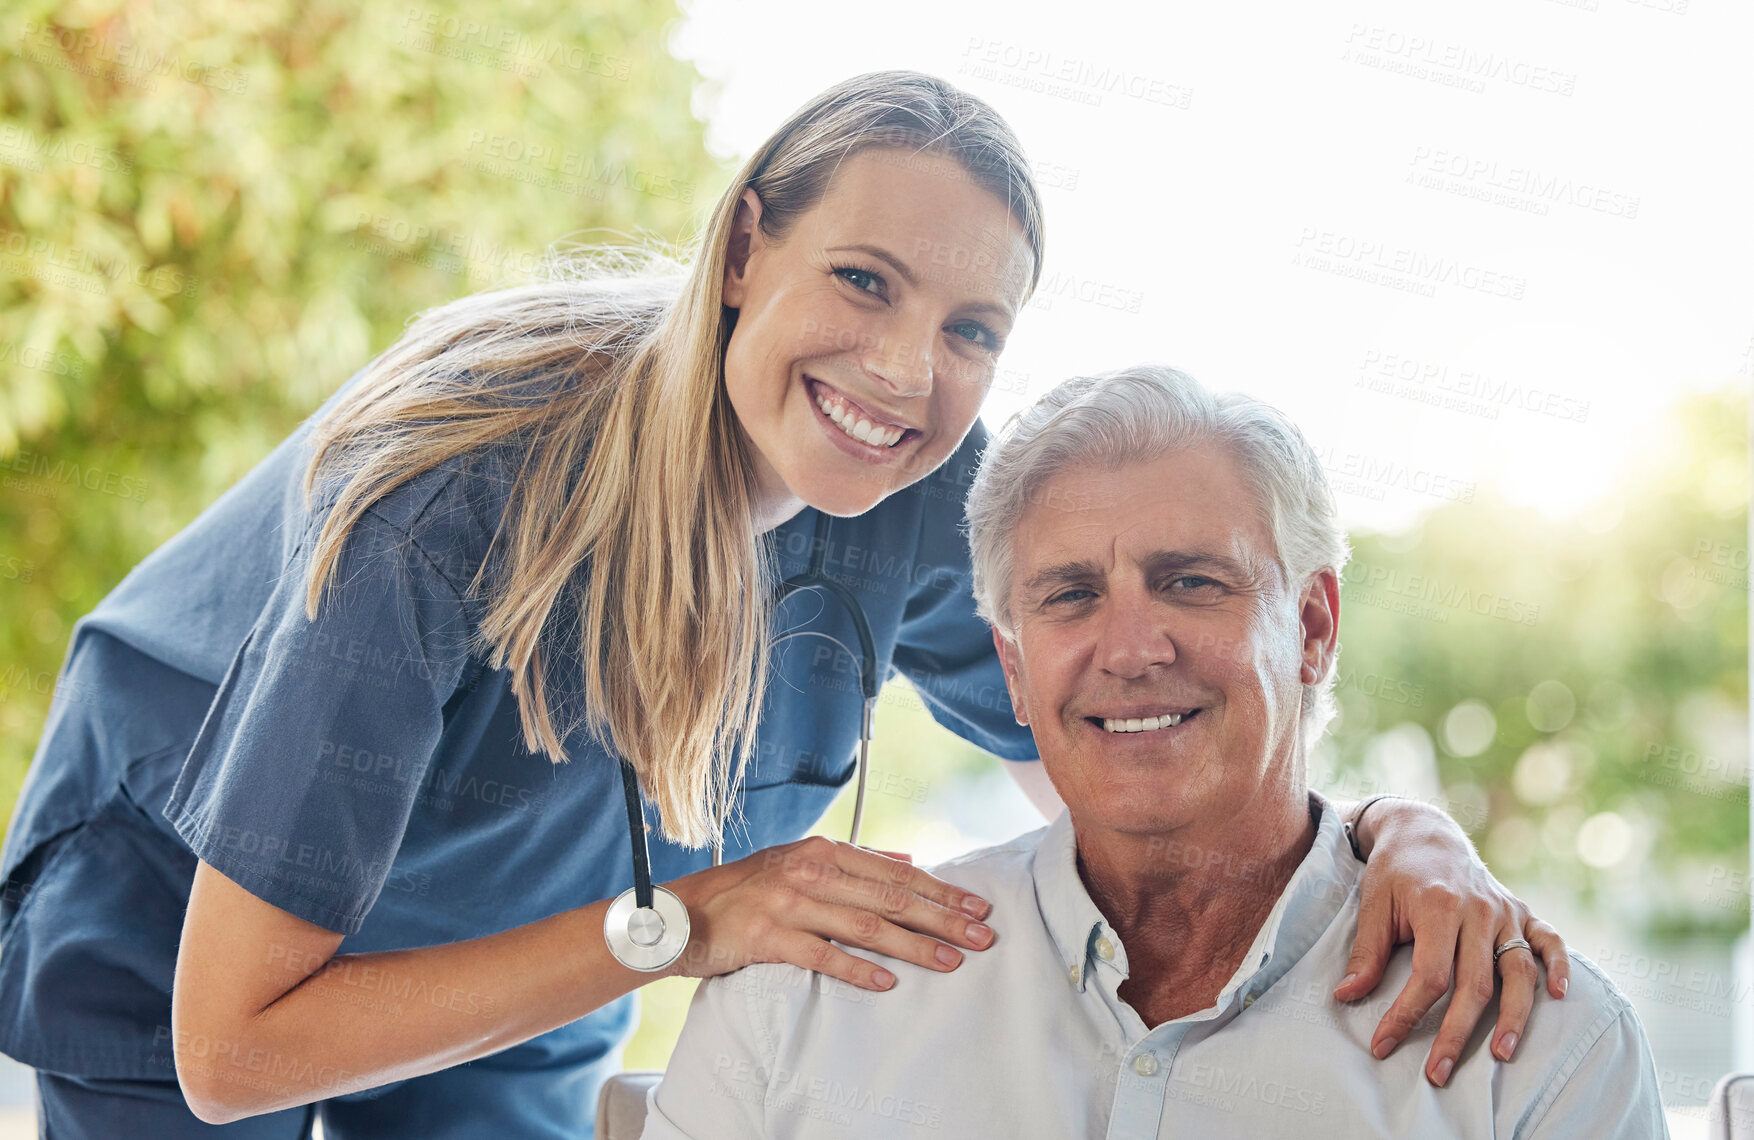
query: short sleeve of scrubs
[
  {"left": 888, "top": 419, "right": 1039, "bottom": 763},
  {"left": 163, "top": 502, "right": 476, "bottom": 935}
]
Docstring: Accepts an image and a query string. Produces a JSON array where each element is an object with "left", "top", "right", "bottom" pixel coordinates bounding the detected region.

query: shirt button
[
  {"left": 1094, "top": 937, "right": 1115, "bottom": 961},
  {"left": 1243, "top": 993, "right": 1256, "bottom": 1008},
  {"left": 1132, "top": 1054, "right": 1160, "bottom": 1077},
  {"left": 1068, "top": 963, "right": 1082, "bottom": 986}
]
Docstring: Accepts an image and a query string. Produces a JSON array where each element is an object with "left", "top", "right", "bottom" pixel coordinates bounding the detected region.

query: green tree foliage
[
  {"left": 0, "top": 0, "right": 722, "bottom": 810},
  {"left": 1318, "top": 387, "right": 1748, "bottom": 934}
]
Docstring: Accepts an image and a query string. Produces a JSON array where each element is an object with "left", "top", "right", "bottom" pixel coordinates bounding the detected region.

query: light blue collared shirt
[{"left": 642, "top": 795, "right": 1667, "bottom": 1138}]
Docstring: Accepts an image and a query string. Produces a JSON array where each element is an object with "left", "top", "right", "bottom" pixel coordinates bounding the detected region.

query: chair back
[
  {"left": 595, "top": 1070, "right": 664, "bottom": 1140},
  {"left": 1712, "top": 1073, "right": 1754, "bottom": 1140}
]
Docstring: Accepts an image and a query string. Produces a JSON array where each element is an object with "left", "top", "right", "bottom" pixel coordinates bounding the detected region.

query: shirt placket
[{"left": 1085, "top": 921, "right": 1277, "bottom": 1139}]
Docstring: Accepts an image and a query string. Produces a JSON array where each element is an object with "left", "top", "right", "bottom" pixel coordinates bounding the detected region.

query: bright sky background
[{"left": 671, "top": 0, "right": 1753, "bottom": 533}]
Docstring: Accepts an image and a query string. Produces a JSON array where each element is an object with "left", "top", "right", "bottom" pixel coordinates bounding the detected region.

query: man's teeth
[
  {"left": 815, "top": 390, "right": 905, "bottom": 448},
  {"left": 1101, "top": 713, "right": 1186, "bottom": 733}
]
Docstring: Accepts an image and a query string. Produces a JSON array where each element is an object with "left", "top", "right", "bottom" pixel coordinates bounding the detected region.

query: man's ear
[
  {"left": 722, "top": 188, "right": 765, "bottom": 309},
  {"left": 1298, "top": 568, "right": 1341, "bottom": 685},
  {"left": 992, "top": 625, "right": 1029, "bottom": 726}
]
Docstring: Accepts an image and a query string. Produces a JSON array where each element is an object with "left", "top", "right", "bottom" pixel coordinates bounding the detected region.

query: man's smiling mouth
[{"left": 1087, "top": 709, "right": 1202, "bottom": 734}]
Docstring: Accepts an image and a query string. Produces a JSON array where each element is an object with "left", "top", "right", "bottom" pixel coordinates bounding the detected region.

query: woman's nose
[{"left": 861, "top": 329, "right": 933, "bottom": 398}]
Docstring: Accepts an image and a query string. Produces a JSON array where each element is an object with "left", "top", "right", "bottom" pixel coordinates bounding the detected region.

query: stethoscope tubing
[{"left": 608, "top": 511, "right": 879, "bottom": 970}]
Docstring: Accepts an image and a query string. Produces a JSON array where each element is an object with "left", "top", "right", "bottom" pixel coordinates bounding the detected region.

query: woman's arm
[
  {"left": 173, "top": 838, "right": 995, "bottom": 1123},
  {"left": 1333, "top": 795, "right": 1571, "bottom": 1089}
]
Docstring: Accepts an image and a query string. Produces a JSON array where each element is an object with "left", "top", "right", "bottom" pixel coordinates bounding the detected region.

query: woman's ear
[{"left": 722, "top": 188, "right": 765, "bottom": 309}]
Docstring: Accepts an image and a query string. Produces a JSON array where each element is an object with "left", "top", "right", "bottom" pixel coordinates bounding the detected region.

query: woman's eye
[
  {"left": 834, "top": 266, "right": 884, "bottom": 296},
  {"left": 948, "top": 320, "right": 1001, "bottom": 351}
]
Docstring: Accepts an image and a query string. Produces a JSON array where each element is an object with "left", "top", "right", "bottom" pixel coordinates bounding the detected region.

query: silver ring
[{"left": 1493, "top": 937, "right": 1532, "bottom": 963}]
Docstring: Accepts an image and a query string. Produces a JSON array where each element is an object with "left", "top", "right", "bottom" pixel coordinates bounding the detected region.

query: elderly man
[{"left": 640, "top": 365, "right": 1666, "bottom": 1138}]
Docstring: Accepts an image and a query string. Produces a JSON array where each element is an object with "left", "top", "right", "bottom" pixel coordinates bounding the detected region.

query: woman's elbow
[{"left": 172, "top": 1025, "right": 273, "bottom": 1125}]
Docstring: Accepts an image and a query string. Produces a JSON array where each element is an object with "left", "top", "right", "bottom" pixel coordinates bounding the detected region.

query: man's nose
[{"left": 1093, "top": 586, "right": 1177, "bottom": 677}]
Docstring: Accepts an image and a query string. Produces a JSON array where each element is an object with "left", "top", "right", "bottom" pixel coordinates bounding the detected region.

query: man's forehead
[{"left": 1010, "top": 448, "right": 1283, "bottom": 582}]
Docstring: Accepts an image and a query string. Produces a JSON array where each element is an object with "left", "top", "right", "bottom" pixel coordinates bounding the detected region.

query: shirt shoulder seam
[
  {"left": 360, "top": 500, "right": 473, "bottom": 609},
  {"left": 1514, "top": 963, "right": 1633, "bottom": 1138}
]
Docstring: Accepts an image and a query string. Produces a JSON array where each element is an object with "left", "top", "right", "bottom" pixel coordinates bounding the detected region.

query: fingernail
[
  {"left": 873, "top": 969, "right": 895, "bottom": 989},
  {"left": 1336, "top": 972, "right": 1358, "bottom": 994},
  {"left": 1556, "top": 977, "right": 1569, "bottom": 998},
  {"left": 935, "top": 944, "right": 961, "bottom": 968},
  {"left": 1496, "top": 1032, "right": 1518, "bottom": 1060},
  {"left": 1431, "top": 1057, "right": 1454, "bottom": 1087},
  {"left": 960, "top": 896, "right": 992, "bottom": 919},
  {"left": 1372, "top": 1036, "right": 1400, "bottom": 1060},
  {"left": 966, "top": 922, "right": 993, "bottom": 948}
]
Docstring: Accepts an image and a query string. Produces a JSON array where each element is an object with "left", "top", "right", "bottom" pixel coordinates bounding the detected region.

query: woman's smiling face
[{"left": 721, "top": 147, "right": 1036, "bottom": 524}]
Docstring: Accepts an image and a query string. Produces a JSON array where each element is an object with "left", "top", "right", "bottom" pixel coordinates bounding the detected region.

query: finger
[
  {"left": 807, "top": 894, "right": 972, "bottom": 975},
  {"left": 783, "top": 845, "right": 994, "bottom": 951},
  {"left": 1337, "top": 876, "right": 1396, "bottom": 1000},
  {"left": 1526, "top": 918, "right": 1570, "bottom": 999},
  {"left": 1490, "top": 936, "right": 1540, "bottom": 1062},
  {"left": 1371, "top": 910, "right": 1461, "bottom": 1061},
  {"left": 788, "top": 839, "right": 991, "bottom": 921},
  {"left": 1424, "top": 904, "right": 1499, "bottom": 1086},
  {"left": 776, "top": 929, "right": 899, "bottom": 992}
]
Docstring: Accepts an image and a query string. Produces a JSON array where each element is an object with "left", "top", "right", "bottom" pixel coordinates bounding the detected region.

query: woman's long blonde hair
[{"left": 301, "top": 71, "right": 1045, "bottom": 847}]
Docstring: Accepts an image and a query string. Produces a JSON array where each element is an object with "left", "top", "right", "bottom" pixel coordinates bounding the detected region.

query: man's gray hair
[{"left": 965, "top": 364, "right": 1353, "bottom": 743}]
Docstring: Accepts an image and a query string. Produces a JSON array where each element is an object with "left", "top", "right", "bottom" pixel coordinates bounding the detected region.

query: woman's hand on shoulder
[
  {"left": 666, "top": 837, "right": 995, "bottom": 991},
  {"left": 1336, "top": 799, "right": 1569, "bottom": 1090}
]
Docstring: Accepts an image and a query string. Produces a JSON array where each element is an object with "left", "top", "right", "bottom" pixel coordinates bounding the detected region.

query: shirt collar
[{"left": 1030, "top": 792, "right": 1356, "bottom": 998}]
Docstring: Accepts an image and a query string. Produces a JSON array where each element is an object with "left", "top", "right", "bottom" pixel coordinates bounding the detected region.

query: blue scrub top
[{"left": 0, "top": 366, "right": 1037, "bottom": 1118}]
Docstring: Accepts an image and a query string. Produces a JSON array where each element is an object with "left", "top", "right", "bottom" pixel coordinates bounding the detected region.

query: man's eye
[
  {"left": 947, "top": 320, "right": 1001, "bottom": 351},
  {"left": 1168, "top": 576, "right": 1217, "bottom": 591},
  {"left": 1050, "top": 588, "right": 1095, "bottom": 604},
  {"left": 834, "top": 266, "right": 884, "bottom": 295}
]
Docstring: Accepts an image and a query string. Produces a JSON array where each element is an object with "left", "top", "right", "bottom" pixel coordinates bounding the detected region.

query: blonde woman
[{"left": 0, "top": 72, "right": 1568, "bottom": 1137}]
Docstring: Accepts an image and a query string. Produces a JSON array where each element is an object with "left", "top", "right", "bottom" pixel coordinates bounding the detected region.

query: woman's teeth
[
  {"left": 1101, "top": 713, "right": 1186, "bottom": 733},
  {"left": 815, "top": 390, "right": 905, "bottom": 448}
]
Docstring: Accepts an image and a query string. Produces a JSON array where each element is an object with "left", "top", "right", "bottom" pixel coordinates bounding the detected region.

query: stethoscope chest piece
[{"left": 604, "top": 884, "right": 690, "bottom": 972}]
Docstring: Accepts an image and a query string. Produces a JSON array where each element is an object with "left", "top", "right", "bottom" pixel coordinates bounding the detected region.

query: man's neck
[{"left": 1075, "top": 788, "right": 1319, "bottom": 1029}]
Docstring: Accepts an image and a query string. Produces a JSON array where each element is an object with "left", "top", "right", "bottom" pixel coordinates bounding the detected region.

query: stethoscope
[{"left": 604, "top": 511, "right": 879, "bottom": 971}]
